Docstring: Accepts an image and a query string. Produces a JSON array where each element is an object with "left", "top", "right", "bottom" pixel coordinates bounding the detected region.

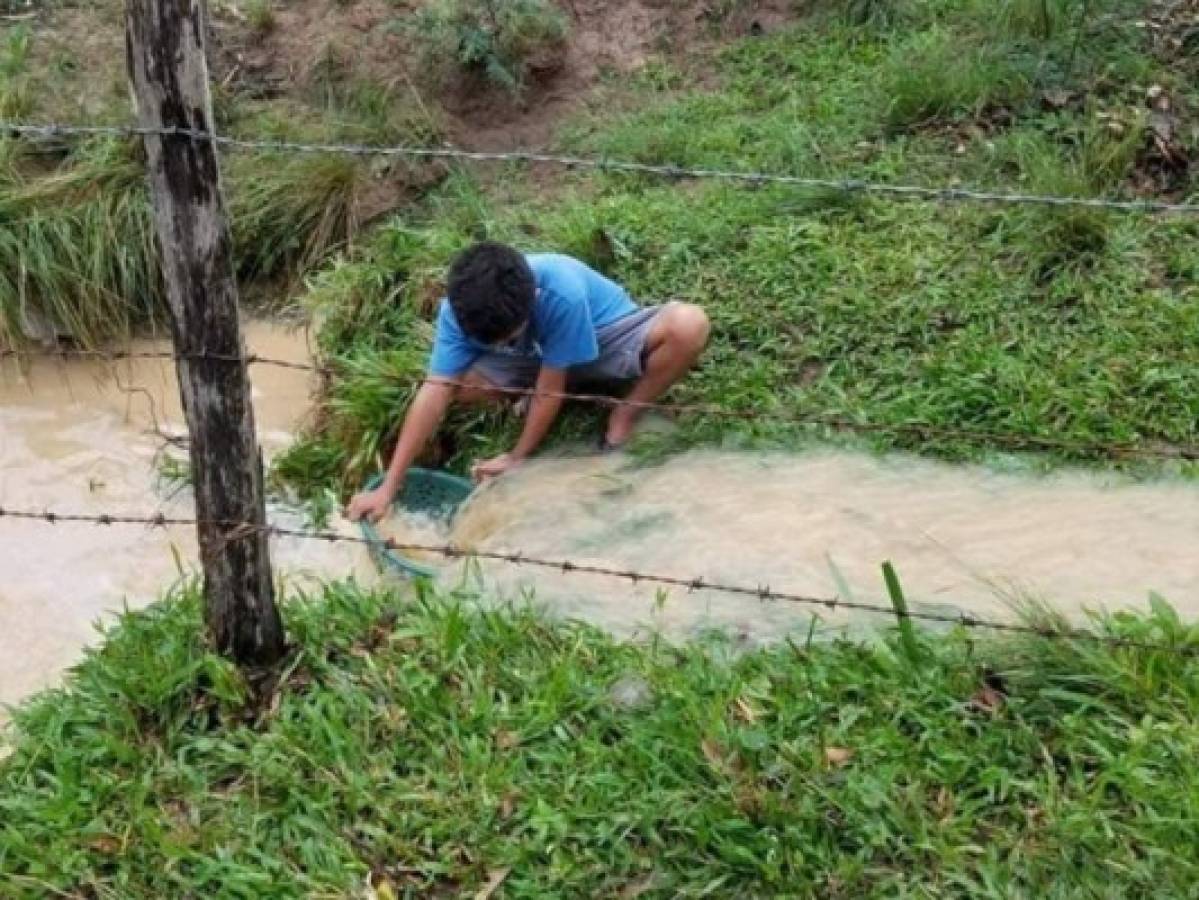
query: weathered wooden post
[{"left": 126, "top": 0, "right": 286, "bottom": 665}]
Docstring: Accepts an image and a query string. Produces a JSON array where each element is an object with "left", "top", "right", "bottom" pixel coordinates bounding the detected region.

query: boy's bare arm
[
  {"left": 472, "top": 366, "right": 566, "bottom": 481},
  {"left": 346, "top": 379, "right": 456, "bottom": 522}
]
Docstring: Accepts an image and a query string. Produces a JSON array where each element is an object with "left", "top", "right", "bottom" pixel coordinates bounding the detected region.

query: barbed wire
[
  {"left": 0, "top": 503, "right": 1191, "bottom": 657},
  {"left": 4, "top": 120, "right": 1199, "bottom": 214},
  {"left": 3, "top": 344, "right": 1196, "bottom": 461},
  {"left": 3, "top": 116, "right": 1193, "bottom": 666}
]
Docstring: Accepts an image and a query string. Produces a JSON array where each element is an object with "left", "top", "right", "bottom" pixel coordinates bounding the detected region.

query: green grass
[
  {"left": 0, "top": 25, "right": 33, "bottom": 119},
  {"left": 280, "top": 169, "right": 1199, "bottom": 491},
  {"left": 0, "top": 16, "right": 444, "bottom": 347},
  {"left": 1001, "top": 0, "right": 1075, "bottom": 41},
  {"left": 243, "top": 0, "right": 276, "bottom": 37},
  {"left": 0, "top": 138, "right": 397, "bottom": 345},
  {"left": 228, "top": 152, "right": 370, "bottom": 286},
  {"left": 274, "top": 0, "right": 1199, "bottom": 498},
  {"left": 0, "top": 138, "right": 161, "bottom": 345},
  {"left": 4, "top": 4, "right": 1198, "bottom": 892},
  {"left": 828, "top": 0, "right": 913, "bottom": 28},
  {"left": 292, "top": 40, "right": 445, "bottom": 146},
  {"left": 2, "top": 580, "right": 1197, "bottom": 896},
  {"left": 404, "top": 0, "right": 570, "bottom": 94},
  {"left": 881, "top": 28, "right": 1035, "bottom": 129},
  {"left": 154, "top": 447, "right": 192, "bottom": 495}
]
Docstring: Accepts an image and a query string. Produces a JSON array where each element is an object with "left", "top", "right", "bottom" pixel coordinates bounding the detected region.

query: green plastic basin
[{"left": 358, "top": 468, "right": 474, "bottom": 578}]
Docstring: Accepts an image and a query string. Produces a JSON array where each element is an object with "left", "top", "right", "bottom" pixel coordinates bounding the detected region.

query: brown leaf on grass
[
  {"left": 933, "top": 786, "right": 955, "bottom": 822},
  {"left": 734, "top": 783, "right": 767, "bottom": 817},
  {"left": 968, "top": 685, "right": 1005, "bottom": 715},
  {"left": 455, "top": 844, "right": 479, "bottom": 865},
  {"left": 371, "top": 876, "right": 398, "bottom": 900},
  {"left": 701, "top": 737, "right": 725, "bottom": 770},
  {"left": 619, "top": 873, "right": 660, "bottom": 898},
  {"left": 87, "top": 834, "right": 122, "bottom": 855},
  {"left": 732, "top": 696, "right": 759, "bottom": 724},
  {"left": 474, "top": 866, "right": 511, "bottom": 900},
  {"left": 1041, "top": 88, "right": 1074, "bottom": 109},
  {"left": 264, "top": 682, "right": 285, "bottom": 718},
  {"left": 824, "top": 746, "right": 853, "bottom": 768},
  {"left": 1024, "top": 804, "right": 1048, "bottom": 827},
  {"left": 383, "top": 705, "right": 409, "bottom": 732},
  {"left": 494, "top": 729, "right": 521, "bottom": 751},
  {"left": 797, "top": 358, "right": 825, "bottom": 388},
  {"left": 350, "top": 614, "right": 397, "bottom": 656},
  {"left": 162, "top": 798, "right": 190, "bottom": 824},
  {"left": 701, "top": 737, "right": 746, "bottom": 776},
  {"left": 498, "top": 791, "right": 518, "bottom": 821}
]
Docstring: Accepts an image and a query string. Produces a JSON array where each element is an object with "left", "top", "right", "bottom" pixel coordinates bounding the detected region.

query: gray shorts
[{"left": 471, "top": 306, "right": 662, "bottom": 390}]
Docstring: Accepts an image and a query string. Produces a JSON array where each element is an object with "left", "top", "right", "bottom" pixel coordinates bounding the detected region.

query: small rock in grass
[{"left": 609, "top": 674, "right": 653, "bottom": 711}]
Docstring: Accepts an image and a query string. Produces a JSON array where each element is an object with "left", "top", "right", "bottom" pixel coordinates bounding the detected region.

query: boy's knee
[{"left": 667, "top": 303, "right": 710, "bottom": 352}]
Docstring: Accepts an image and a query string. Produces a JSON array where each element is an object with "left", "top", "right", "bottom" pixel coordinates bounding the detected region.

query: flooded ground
[
  {"left": 0, "top": 322, "right": 373, "bottom": 717},
  {"left": 4, "top": 322, "right": 1198, "bottom": 716},
  {"left": 432, "top": 450, "right": 1199, "bottom": 646}
]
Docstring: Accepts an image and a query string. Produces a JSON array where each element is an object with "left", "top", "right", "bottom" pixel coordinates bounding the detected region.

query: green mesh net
[{"left": 358, "top": 468, "right": 474, "bottom": 578}]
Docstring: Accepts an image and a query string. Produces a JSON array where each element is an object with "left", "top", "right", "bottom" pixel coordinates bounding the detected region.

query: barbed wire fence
[
  {"left": 2, "top": 116, "right": 1197, "bottom": 662},
  {"left": 0, "top": 505, "right": 1192, "bottom": 658},
  {"left": 4, "top": 121, "right": 1199, "bottom": 214},
  {"left": 4, "top": 345, "right": 1198, "bottom": 462}
]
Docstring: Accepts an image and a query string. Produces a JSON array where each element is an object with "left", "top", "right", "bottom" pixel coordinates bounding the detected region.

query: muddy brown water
[
  {"left": 0, "top": 322, "right": 374, "bottom": 721},
  {"left": 432, "top": 452, "right": 1199, "bottom": 646},
  {"left": 3, "top": 323, "right": 1197, "bottom": 721}
]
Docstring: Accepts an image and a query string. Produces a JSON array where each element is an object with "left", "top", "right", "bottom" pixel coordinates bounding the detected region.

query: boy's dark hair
[{"left": 446, "top": 242, "right": 536, "bottom": 344}]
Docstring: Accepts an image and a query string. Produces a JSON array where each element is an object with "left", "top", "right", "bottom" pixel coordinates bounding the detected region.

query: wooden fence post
[{"left": 125, "top": 0, "right": 285, "bottom": 665}]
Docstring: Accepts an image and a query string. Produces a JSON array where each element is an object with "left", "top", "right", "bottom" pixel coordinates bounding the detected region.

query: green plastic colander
[{"left": 358, "top": 468, "right": 474, "bottom": 578}]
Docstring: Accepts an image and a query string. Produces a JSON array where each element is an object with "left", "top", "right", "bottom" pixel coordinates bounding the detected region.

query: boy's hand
[
  {"left": 346, "top": 486, "right": 394, "bottom": 523},
  {"left": 471, "top": 453, "right": 522, "bottom": 482}
]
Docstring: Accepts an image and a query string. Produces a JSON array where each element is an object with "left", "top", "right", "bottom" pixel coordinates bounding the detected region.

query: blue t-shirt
[{"left": 427, "top": 253, "right": 637, "bottom": 376}]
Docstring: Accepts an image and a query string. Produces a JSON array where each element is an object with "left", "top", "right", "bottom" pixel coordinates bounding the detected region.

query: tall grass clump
[
  {"left": 228, "top": 153, "right": 373, "bottom": 286},
  {"left": 0, "top": 137, "right": 23, "bottom": 182},
  {"left": 828, "top": 0, "right": 912, "bottom": 28},
  {"left": 0, "top": 141, "right": 380, "bottom": 345},
  {"left": 243, "top": 0, "right": 276, "bottom": 36},
  {"left": 980, "top": 0, "right": 1152, "bottom": 89},
  {"left": 0, "top": 139, "right": 159, "bottom": 347},
  {"left": 999, "top": 0, "right": 1073, "bottom": 40},
  {"left": 300, "top": 41, "right": 444, "bottom": 145},
  {"left": 0, "top": 25, "right": 33, "bottom": 119},
  {"left": 883, "top": 29, "right": 1034, "bottom": 129},
  {"left": 982, "top": 115, "right": 1143, "bottom": 279},
  {"left": 406, "top": 0, "right": 569, "bottom": 94}
]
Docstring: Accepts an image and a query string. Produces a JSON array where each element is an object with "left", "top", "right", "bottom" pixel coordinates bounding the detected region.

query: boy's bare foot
[
  {"left": 598, "top": 435, "right": 626, "bottom": 454},
  {"left": 603, "top": 407, "right": 639, "bottom": 448}
]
